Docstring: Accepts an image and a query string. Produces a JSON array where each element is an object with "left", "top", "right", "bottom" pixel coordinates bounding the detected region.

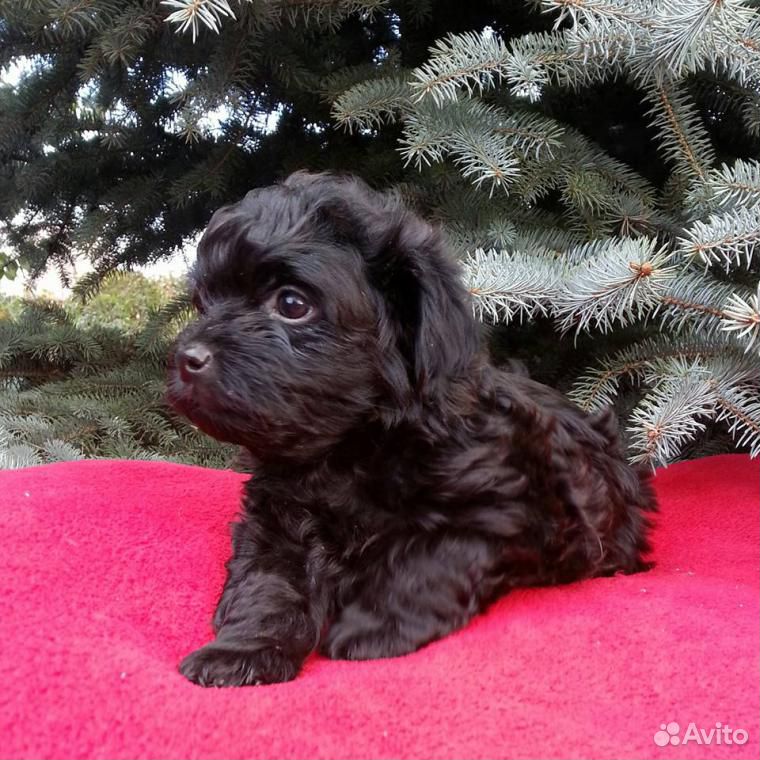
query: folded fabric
[{"left": 0, "top": 454, "right": 757, "bottom": 759}]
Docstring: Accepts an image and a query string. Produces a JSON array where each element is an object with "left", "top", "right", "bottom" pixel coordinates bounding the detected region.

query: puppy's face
[{"left": 167, "top": 173, "right": 479, "bottom": 463}]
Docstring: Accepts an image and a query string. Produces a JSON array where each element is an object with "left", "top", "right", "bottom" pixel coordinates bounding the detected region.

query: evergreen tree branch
[
  {"left": 410, "top": 31, "right": 511, "bottom": 106},
  {"left": 656, "top": 268, "right": 746, "bottom": 338},
  {"left": 135, "top": 292, "right": 194, "bottom": 359},
  {"left": 162, "top": 0, "right": 237, "bottom": 43},
  {"left": 644, "top": 82, "right": 716, "bottom": 182},
  {"left": 542, "top": 0, "right": 652, "bottom": 32},
  {"left": 677, "top": 206, "right": 760, "bottom": 269},
  {"left": 647, "top": 0, "right": 758, "bottom": 81},
  {"left": 627, "top": 358, "right": 716, "bottom": 466},
  {"left": 505, "top": 28, "right": 629, "bottom": 101},
  {"left": 721, "top": 281, "right": 760, "bottom": 353},
  {"left": 555, "top": 238, "right": 677, "bottom": 334},
  {"left": 715, "top": 384, "right": 760, "bottom": 456},
  {"left": 686, "top": 158, "right": 760, "bottom": 217},
  {"left": 568, "top": 335, "right": 727, "bottom": 411},
  {"left": 742, "top": 92, "right": 760, "bottom": 137},
  {"left": 331, "top": 75, "right": 413, "bottom": 131},
  {"left": 398, "top": 99, "right": 521, "bottom": 192},
  {"left": 462, "top": 248, "right": 563, "bottom": 323}
]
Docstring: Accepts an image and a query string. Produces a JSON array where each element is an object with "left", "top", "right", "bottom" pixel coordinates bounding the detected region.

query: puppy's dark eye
[{"left": 275, "top": 289, "right": 312, "bottom": 322}]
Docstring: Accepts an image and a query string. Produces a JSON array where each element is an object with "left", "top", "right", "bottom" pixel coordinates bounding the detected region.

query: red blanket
[{"left": 0, "top": 454, "right": 757, "bottom": 760}]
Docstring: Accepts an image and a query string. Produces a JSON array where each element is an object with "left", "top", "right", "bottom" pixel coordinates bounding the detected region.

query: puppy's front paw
[{"left": 179, "top": 643, "right": 299, "bottom": 687}]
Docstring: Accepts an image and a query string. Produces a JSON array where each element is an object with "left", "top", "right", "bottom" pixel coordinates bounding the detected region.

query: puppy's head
[{"left": 167, "top": 172, "right": 480, "bottom": 462}]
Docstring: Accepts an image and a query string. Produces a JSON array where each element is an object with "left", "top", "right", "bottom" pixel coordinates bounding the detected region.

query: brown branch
[
  {"left": 656, "top": 85, "right": 707, "bottom": 182},
  {"left": 579, "top": 347, "right": 714, "bottom": 411},
  {"left": 716, "top": 393, "right": 760, "bottom": 435},
  {"left": 0, "top": 368, "right": 66, "bottom": 381},
  {"left": 659, "top": 295, "right": 726, "bottom": 320}
]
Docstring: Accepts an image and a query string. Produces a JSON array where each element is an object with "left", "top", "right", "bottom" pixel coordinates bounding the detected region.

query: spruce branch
[
  {"left": 555, "top": 238, "right": 677, "bottom": 335},
  {"left": 504, "top": 29, "right": 629, "bottom": 101},
  {"left": 0, "top": 442, "right": 44, "bottom": 470},
  {"left": 135, "top": 293, "right": 194, "bottom": 359},
  {"left": 0, "top": 300, "right": 234, "bottom": 469},
  {"left": 542, "top": 0, "right": 651, "bottom": 33},
  {"left": 677, "top": 206, "right": 760, "bottom": 269},
  {"left": 97, "top": 4, "right": 161, "bottom": 66},
  {"left": 271, "top": 0, "right": 388, "bottom": 30},
  {"left": 568, "top": 334, "right": 726, "bottom": 411},
  {"left": 510, "top": 156, "right": 563, "bottom": 203},
  {"left": 715, "top": 384, "right": 760, "bottom": 456},
  {"left": 627, "top": 358, "right": 716, "bottom": 466},
  {"left": 462, "top": 248, "right": 563, "bottom": 323},
  {"left": 720, "top": 16, "right": 760, "bottom": 88},
  {"left": 743, "top": 93, "right": 760, "bottom": 137},
  {"left": 26, "top": 325, "right": 104, "bottom": 365},
  {"left": 647, "top": 0, "right": 757, "bottom": 80},
  {"left": 398, "top": 99, "right": 521, "bottom": 192},
  {"left": 168, "top": 146, "right": 246, "bottom": 207},
  {"left": 484, "top": 219, "right": 519, "bottom": 250},
  {"left": 610, "top": 193, "right": 671, "bottom": 239},
  {"left": 703, "top": 351, "right": 760, "bottom": 390},
  {"left": 321, "top": 57, "right": 404, "bottom": 104},
  {"left": 331, "top": 76, "right": 413, "bottom": 132},
  {"left": 504, "top": 32, "right": 562, "bottom": 102},
  {"left": 40, "top": 439, "right": 86, "bottom": 462},
  {"left": 510, "top": 0, "right": 661, "bottom": 94},
  {"left": 410, "top": 31, "right": 510, "bottom": 106},
  {"left": 40, "top": 0, "right": 124, "bottom": 39},
  {"left": 561, "top": 168, "right": 618, "bottom": 217},
  {"left": 559, "top": 130, "right": 658, "bottom": 208},
  {"left": 493, "top": 110, "right": 565, "bottom": 162},
  {"left": 161, "top": 0, "right": 237, "bottom": 42},
  {"left": 721, "top": 281, "right": 760, "bottom": 353},
  {"left": 161, "top": 0, "right": 387, "bottom": 40},
  {"left": 448, "top": 127, "right": 520, "bottom": 194},
  {"left": 686, "top": 158, "right": 760, "bottom": 217},
  {"left": 509, "top": 225, "right": 586, "bottom": 255},
  {"left": 644, "top": 82, "right": 716, "bottom": 182},
  {"left": 71, "top": 268, "right": 139, "bottom": 304},
  {"left": 656, "top": 269, "right": 743, "bottom": 338}
]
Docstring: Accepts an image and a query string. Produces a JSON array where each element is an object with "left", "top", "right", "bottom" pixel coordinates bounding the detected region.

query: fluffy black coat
[{"left": 167, "top": 172, "right": 656, "bottom": 687}]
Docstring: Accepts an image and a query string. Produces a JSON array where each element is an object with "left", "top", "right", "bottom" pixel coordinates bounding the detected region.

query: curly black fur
[{"left": 167, "top": 172, "right": 656, "bottom": 688}]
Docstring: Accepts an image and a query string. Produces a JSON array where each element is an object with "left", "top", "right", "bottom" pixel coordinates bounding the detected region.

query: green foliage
[
  {"left": 333, "top": 0, "right": 760, "bottom": 466},
  {"left": 0, "top": 282, "right": 234, "bottom": 469},
  {"left": 0, "top": 0, "right": 409, "bottom": 292},
  {"left": 0, "top": 251, "right": 19, "bottom": 280},
  {"left": 68, "top": 272, "right": 184, "bottom": 332},
  {"left": 2, "top": 0, "right": 760, "bottom": 468}
]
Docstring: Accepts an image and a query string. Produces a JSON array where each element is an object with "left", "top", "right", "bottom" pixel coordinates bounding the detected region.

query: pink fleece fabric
[{"left": 0, "top": 454, "right": 757, "bottom": 760}]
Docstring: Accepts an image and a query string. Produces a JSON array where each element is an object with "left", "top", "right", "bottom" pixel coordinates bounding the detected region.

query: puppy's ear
[
  {"left": 303, "top": 174, "right": 480, "bottom": 412},
  {"left": 324, "top": 181, "right": 480, "bottom": 409},
  {"left": 377, "top": 211, "right": 481, "bottom": 403}
]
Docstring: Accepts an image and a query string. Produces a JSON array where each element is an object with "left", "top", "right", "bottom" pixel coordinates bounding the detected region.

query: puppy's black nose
[{"left": 178, "top": 343, "right": 213, "bottom": 382}]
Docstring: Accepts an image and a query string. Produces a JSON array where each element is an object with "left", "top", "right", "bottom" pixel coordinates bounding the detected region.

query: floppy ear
[
  {"left": 379, "top": 210, "right": 481, "bottom": 402},
  {"left": 297, "top": 173, "right": 481, "bottom": 413},
  {"left": 324, "top": 180, "right": 480, "bottom": 405}
]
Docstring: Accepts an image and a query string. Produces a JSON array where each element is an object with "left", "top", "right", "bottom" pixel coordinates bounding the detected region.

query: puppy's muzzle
[{"left": 176, "top": 343, "right": 214, "bottom": 384}]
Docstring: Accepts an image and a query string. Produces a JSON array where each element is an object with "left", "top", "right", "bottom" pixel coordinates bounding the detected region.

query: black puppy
[{"left": 167, "top": 172, "right": 656, "bottom": 688}]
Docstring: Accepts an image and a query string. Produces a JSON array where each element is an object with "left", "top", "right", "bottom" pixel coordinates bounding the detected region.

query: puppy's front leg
[
  {"left": 180, "top": 520, "right": 321, "bottom": 687},
  {"left": 323, "top": 534, "right": 505, "bottom": 661}
]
